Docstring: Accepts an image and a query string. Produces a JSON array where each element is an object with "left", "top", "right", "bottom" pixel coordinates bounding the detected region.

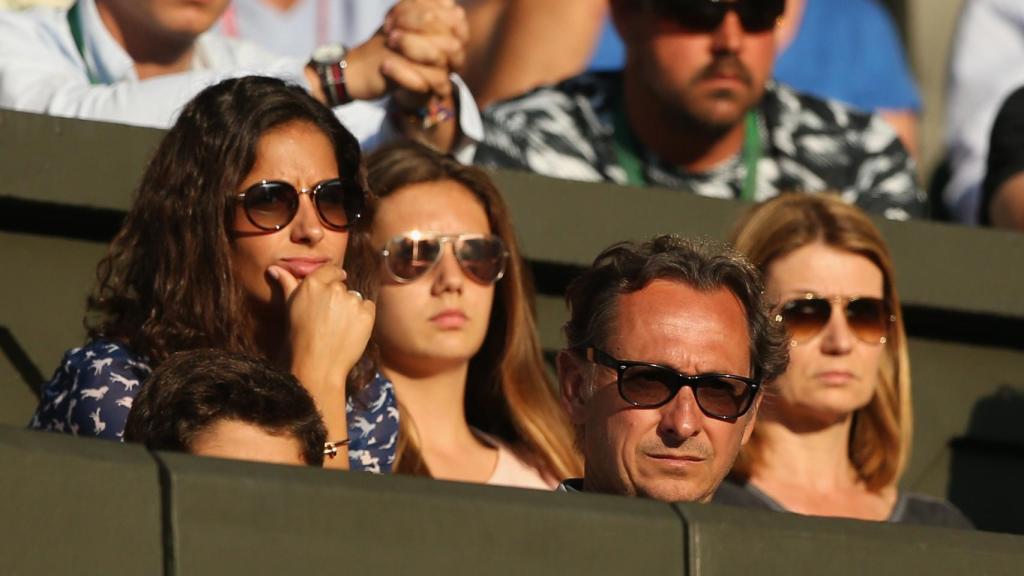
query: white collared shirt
[
  {"left": 0, "top": 0, "right": 481, "bottom": 156},
  {"left": 944, "top": 0, "right": 1024, "bottom": 224}
]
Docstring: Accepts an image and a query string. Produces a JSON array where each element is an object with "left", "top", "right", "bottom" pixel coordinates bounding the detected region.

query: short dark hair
[
  {"left": 123, "top": 349, "right": 327, "bottom": 465},
  {"left": 563, "top": 234, "right": 789, "bottom": 384}
]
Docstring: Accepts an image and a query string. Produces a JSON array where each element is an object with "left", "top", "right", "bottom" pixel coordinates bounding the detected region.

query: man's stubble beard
[{"left": 652, "top": 54, "right": 763, "bottom": 139}]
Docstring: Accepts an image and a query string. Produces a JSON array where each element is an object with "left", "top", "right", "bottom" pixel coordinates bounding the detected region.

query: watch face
[{"left": 312, "top": 43, "right": 347, "bottom": 65}]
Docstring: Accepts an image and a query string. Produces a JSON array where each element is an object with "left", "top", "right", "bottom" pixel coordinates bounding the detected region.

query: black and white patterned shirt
[{"left": 474, "top": 72, "right": 926, "bottom": 220}]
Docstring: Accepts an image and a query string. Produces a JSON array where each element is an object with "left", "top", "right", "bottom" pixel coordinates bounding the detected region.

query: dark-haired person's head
[
  {"left": 89, "top": 75, "right": 374, "bottom": 382},
  {"left": 610, "top": 0, "right": 782, "bottom": 134},
  {"left": 124, "top": 349, "right": 327, "bottom": 466},
  {"left": 556, "top": 234, "right": 788, "bottom": 502}
]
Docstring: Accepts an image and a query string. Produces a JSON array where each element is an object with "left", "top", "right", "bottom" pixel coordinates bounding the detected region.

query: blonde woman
[{"left": 715, "top": 194, "right": 970, "bottom": 528}]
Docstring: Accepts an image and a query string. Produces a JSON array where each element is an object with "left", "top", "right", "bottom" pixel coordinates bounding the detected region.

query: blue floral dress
[{"left": 29, "top": 340, "right": 398, "bottom": 473}]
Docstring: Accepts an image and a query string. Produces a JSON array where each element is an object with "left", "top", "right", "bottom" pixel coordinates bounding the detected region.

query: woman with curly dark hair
[{"left": 30, "top": 76, "right": 396, "bottom": 472}]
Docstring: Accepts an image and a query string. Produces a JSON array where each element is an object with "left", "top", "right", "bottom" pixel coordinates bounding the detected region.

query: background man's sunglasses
[
  {"left": 381, "top": 232, "right": 509, "bottom": 284},
  {"left": 647, "top": 0, "right": 786, "bottom": 33},
  {"left": 234, "top": 178, "right": 364, "bottom": 231},
  {"left": 583, "top": 347, "right": 761, "bottom": 421},
  {"left": 776, "top": 294, "right": 895, "bottom": 345}
]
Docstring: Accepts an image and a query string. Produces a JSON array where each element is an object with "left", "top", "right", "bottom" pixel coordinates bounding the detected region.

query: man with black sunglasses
[
  {"left": 555, "top": 234, "right": 789, "bottom": 501},
  {"left": 474, "top": 0, "right": 926, "bottom": 221}
]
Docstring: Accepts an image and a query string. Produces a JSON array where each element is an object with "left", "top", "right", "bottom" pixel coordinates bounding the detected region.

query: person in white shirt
[
  {"left": 216, "top": 0, "right": 394, "bottom": 61},
  {"left": 0, "top": 0, "right": 481, "bottom": 155},
  {"left": 944, "top": 0, "right": 1024, "bottom": 224}
]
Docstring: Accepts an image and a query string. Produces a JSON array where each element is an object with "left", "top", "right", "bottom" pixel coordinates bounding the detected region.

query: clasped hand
[
  {"left": 268, "top": 263, "right": 375, "bottom": 398},
  {"left": 345, "top": 0, "right": 469, "bottom": 106}
]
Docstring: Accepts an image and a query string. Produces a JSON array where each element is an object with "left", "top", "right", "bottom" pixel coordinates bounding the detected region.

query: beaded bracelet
[
  {"left": 323, "top": 438, "right": 351, "bottom": 459},
  {"left": 391, "top": 98, "right": 455, "bottom": 131}
]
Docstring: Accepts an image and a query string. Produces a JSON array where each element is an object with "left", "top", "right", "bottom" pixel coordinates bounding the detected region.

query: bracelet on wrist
[
  {"left": 323, "top": 438, "right": 351, "bottom": 459},
  {"left": 391, "top": 99, "right": 455, "bottom": 131},
  {"left": 310, "top": 44, "right": 351, "bottom": 108}
]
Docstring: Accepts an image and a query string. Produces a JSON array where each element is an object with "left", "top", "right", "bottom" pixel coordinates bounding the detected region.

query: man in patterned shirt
[{"left": 474, "top": 0, "right": 926, "bottom": 220}]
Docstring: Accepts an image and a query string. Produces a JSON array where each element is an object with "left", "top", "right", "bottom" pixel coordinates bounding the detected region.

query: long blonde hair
[
  {"left": 730, "top": 193, "right": 912, "bottom": 491},
  {"left": 365, "top": 141, "right": 582, "bottom": 481}
]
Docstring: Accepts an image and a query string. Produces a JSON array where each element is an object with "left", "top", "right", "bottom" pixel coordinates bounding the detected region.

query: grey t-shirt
[{"left": 712, "top": 478, "right": 974, "bottom": 529}]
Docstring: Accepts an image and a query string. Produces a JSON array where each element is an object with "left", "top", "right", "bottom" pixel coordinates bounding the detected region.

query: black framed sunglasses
[
  {"left": 647, "top": 0, "right": 786, "bottom": 33},
  {"left": 775, "top": 294, "right": 894, "bottom": 345},
  {"left": 381, "top": 232, "right": 509, "bottom": 285},
  {"left": 583, "top": 347, "right": 761, "bottom": 421},
  {"left": 233, "top": 178, "right": 364, "bottom": 232}
]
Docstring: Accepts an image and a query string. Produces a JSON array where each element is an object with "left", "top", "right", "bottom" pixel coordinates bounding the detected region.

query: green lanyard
[
  {"left": 67, "top": 2, "right": 99, "bottom": 85},
  {"left": 612, "top": 101, "right": 762, "bottom": 202}
]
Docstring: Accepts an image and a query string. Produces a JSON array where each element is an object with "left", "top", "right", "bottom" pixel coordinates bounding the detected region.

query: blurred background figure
[
  {"left": 944, "top": 0, "right": 1024, "bottom": 224},
  {"left": 0, "top": 0, "right": 477, "bottom": 154},
  {"left": 0, "top": 0, "right": 71, "bottom": 8},
  {"left": 773, "top": 0, "right": 920, "bottom": 157},
  {"left": 366, "top": 141, "right": 581, "bottom": 488},
  {"left": 124, "top": 349, "right": 329, "bottom": 467},
  {"left": 462, "top": 0, "right": 920, "bottom": 156},
  {"left": 716, "top": 193, "right": 971, "bottom": 528},
  {"left": 217, "top": 0, "right": 391, "bottom": 59},
  {"left": 980, "top": 85, "right": 1024, "bottom": 231},
  {"left": 460, "top": 0, "right": 608, "bottom": 108},
  {"left": 474, "top": 0, "right": 924, "bottom": 220}
]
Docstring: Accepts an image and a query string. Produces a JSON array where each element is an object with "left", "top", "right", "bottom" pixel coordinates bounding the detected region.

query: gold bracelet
[{"left": 323, "top": 438, "right": 351, "bottom": 459}]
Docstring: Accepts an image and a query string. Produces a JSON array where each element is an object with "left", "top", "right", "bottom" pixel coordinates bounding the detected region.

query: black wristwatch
[{"left": 310, "top": 43, "right": 350, "bottom": 108}]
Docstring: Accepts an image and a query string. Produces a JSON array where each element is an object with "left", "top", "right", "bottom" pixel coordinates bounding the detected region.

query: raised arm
[{"left": 268, "top": 264, "right": 375, "bottom": 471}]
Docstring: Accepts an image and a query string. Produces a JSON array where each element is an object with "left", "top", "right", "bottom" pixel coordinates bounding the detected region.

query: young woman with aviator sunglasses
[
  {"left": 713, "top": 193, "right": 970, "bottom": 528},
  {"left": 30, "top": 77, "right": 396, "bottom": 472},
  {"left": 365, "top": 141, "right": 581, "bottom": 487}
]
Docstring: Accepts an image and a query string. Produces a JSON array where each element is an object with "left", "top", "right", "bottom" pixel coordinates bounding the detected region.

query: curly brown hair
[{"left": 86, "top": 76, "right": 375, "bottom": 385}]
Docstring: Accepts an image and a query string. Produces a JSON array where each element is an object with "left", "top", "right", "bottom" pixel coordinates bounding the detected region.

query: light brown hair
[
  {"left": 366, "top": 141, "right": 582, "bottom": 481},
  {"left": 729, "top": 193, "right": 912, "bottom": 491}
]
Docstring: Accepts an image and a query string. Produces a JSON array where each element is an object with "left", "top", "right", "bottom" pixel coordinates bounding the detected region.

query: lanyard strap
[
  {"left": 67, "top": 2, "right": 99, "bottom": 85},
  {"left": 611, "top": 97, "right": 646, "bottom": 187},
  {"left": 739, "top": 109, "right": 761, "bottom": 202},
  {"left": 612, "top": 98, "right": 762, "bottom": 201}
]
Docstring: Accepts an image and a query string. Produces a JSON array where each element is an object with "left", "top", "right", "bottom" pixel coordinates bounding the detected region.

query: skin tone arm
[
  {"left": 459, "top": 0, "right": 608, "bottom": 108},
  {"left": 989, "top": 172, "right": 1024, "bottom": 230},
  {"left": 268, "top": 265, "right": 376, "bottom": 470},
  {"left": 879, "top": 110, "right": 919, "bottom": 160}
]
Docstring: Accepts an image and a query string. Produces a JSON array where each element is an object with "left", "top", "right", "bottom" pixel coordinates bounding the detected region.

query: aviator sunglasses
[
  {"left": 583, "top": 347, "right": 761, "bottom": 421},
  {"left": 776, "top": 294, "right": 895, "bottom": 345},
  {"left": 234, "top": 178, "right": 365, "bottom": 231},
  {"left": 646, "top": 0, "right": 786, "bottom": 33},
  {"left": 381, "top": 232, "right": 509, "bottom": 284}
]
